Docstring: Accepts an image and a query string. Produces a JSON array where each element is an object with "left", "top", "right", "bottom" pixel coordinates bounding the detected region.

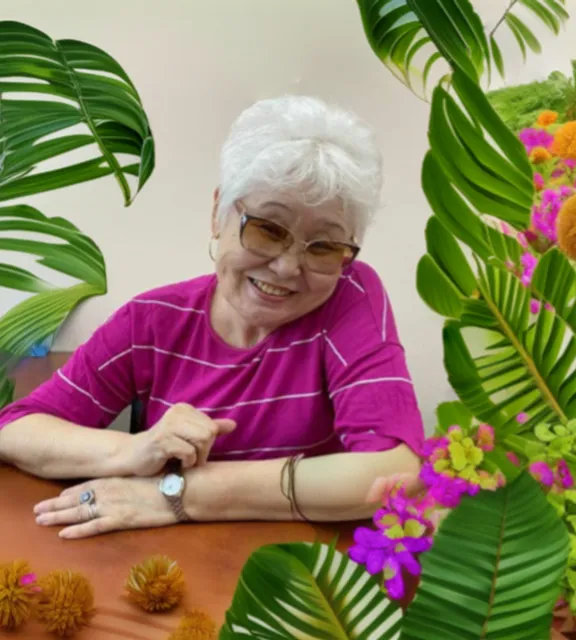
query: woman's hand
[
  {"left": 117, "top": 403, "right": 236, "bottom": 477},
  {"left": 33, "top": 476, "right": 175, "bottom": 539}
]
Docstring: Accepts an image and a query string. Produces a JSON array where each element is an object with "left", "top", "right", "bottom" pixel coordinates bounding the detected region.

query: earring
[{"left": 208, "top": 236, "right": 219, "bottom": 262}]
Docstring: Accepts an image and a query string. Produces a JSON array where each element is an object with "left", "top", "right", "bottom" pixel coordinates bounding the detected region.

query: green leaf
[
  {"left": 0, "top": 372, "right": 14, "bottom": 410},
  {"left": 355, "top": 0, "right": 487, "bottom": 98},
  {"left": 0, "top": 21, "right": 155, "bottom": 205},
  {"left": 519, "top": 0, "right": 562, "bottom": 35},
  {"left": 424, "top": 216, "right": 477, "bottom": 297},
  {"left": 435, "top": 400, "right": 474, "bottom": 433},
  {"left": 220, "top": 540, "right": 402, "bottom": 639},
  {"left": 444, "top": 263, "right": 576, "bottom": 438},
  {"left": 0, "top": 283, "right": 103, "bottom": 357},
  {"left": 490, "top": 36, "right": 505, "bottom": 78},
  {"left": 417, "top": 255, "right": 465, "bottom": 318},
  {"left": 400, "top": 472, "right": 569, "bottom": 639},
  {"left": 421, "top": 154, "right": 492, "bottom": 261},
  {"left": 505, "top": 14, "right": 542, "bottom": 54}
]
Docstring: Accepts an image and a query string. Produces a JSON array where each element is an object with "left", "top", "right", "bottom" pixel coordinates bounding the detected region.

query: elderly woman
[{"left": 0, "top": 96, "right": 423, "bottom": 539}]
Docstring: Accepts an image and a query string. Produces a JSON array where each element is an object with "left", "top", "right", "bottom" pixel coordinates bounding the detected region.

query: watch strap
[{"left": 166, "top": 494, "right": 191, "bottom": 523}]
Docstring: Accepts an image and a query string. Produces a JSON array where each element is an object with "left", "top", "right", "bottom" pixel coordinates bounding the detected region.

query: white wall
[{"left": 2, "top": 0, "right": 576, "bottom": 432}]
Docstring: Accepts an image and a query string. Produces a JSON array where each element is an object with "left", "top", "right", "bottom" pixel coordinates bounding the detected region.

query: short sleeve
[
  {"left": 0, "top": 303, "right": 136, "bottom": 430},
  {"left": 323, "top": 265, "right": 424, "bottom": 455}
]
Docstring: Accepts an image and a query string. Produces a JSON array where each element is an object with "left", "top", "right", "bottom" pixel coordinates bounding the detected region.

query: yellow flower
[
  {"left": 552, "top": 122, "right": 576, "bottom": 160},
  {"left": 433, "top": 428, "right": 484, "bottom": 482},
  {"left": 169, "top": 610, "right": 217, "bottom": 640},
  {"left": 558, "top": 194, "right": 576, "bottom": 260},
  {"left": 530, "top": 146, "right": 552, "bottom": 164},
  {"left": 125, "top": 555, "right": 185, "bottom": 613},
  {"left": 36, "top": 570, "right": 94, "bottom": 637},
  {"left": 537, "top": 110, "right": 558, "bottom": 127},
  {"left": 0, "top": 561, "right": 36, "bottom": 630}
]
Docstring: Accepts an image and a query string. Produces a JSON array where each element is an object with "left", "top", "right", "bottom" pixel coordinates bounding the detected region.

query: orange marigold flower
[
  {"left": 537, "top": 110, "right": 558, "bottom": 127},
  {"left": 169, "top": 610, "right": 217, "bottom": 640},
  {"left": 530, "top": 146, "right": 552, "bottom": 164},
  {"left": 558, "top": 194, "right": 576, "bottom": 260},
  {"left": 125, "top": 555, "right": 185, "bottom": 612},
  {"left": 0, "top": 561, "right": 37, "bottom": 630},
  {"left": 552, "top": 122, "right": 576, "bottom": 160},
  {"left": 36, "top": 570, "right": 94, "bottom": 637}
]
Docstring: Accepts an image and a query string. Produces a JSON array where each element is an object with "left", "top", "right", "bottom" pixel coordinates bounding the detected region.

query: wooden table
[
  {"left": 2, "top": 354, "right": 356, "bottom": 638},
  {"left": 0, "top": 466, "right": 354, "bottom": 639}
]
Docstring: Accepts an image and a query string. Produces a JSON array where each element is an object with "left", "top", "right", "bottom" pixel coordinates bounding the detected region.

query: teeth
[{"left": 252, "top": 279, "right": 292, "bottom": 297}]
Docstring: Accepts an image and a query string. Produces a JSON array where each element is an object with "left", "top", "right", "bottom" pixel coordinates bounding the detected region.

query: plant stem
[{"left": 490, "top": 0, "right": 520, "bottom": 39}]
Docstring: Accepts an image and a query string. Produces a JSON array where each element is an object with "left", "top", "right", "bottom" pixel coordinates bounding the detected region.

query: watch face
[{"left": 161, "top": 473, "right": 184, "bottom": 497}]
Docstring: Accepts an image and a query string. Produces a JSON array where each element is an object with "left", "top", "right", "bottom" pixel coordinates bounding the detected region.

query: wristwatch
[{"left": 159, "top": 460, "right": 191, "bottom": 522}]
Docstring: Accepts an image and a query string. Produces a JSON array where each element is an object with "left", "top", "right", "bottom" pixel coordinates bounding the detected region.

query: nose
[{"left": 267, "top": 244, "right": 303, "bottom": 279}]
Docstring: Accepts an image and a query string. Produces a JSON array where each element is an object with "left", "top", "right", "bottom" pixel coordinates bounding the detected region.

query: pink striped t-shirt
[{"left": 0, "top": 261, "right": 424, "bottom": 460}]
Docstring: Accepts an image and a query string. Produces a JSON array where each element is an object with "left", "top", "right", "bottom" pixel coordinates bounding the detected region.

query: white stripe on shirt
[
  {"left": 340, "top": 274, "right": 366, "bottom": 293},
  {"left": 57, "top": 370, "right": 117, "bottom": 415},
  {"left": 330, "top": 376, "right": 413, "bottom": 399},
  {"left": 149, "top": 390, "right": 323, "bottom": 413},
  {"left": 323, "top": 331, "right": 347, "bottom": 366},
  {"left": 133, "top": 299, "right": 205, "bottom": 313}
]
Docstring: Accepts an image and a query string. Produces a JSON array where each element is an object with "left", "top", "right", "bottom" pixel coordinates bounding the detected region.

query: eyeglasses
[{"left": 235, "top": 202, "right": 360, "bottom": 275}]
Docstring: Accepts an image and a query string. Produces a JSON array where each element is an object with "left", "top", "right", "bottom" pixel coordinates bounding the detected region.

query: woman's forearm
[
  {"left": 185, "top": 444, "right": 421, "bottom": 522},
  {"left": 0, "top": 415, "right": 132, "bottom": 480}
]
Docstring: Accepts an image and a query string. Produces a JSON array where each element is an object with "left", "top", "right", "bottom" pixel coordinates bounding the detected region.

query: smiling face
[{"left": 210, "top": 190, "right": 356, "bottom": 346}]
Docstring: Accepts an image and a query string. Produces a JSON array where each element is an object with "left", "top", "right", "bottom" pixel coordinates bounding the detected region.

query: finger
[
  {"left": 366, "top": 473, "right": 422, "bottom": 504},
  {"left": 59, "top": 517, "right": 117, "bottom": 540},
  {"left": 162, "top": 436, "right": 198, "bottom": 468},
  {"left": 36, "top": 505, "right": 94, "bottom": 527},
  {"left": 214, "top": 419, "right": 236, "bottom": 434},
  {"left": 34, "top": 494, "right": 79, "bottom": 515}
]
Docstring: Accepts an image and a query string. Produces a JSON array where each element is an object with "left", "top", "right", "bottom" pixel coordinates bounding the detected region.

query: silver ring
[
  {"left": 79, "top": 490, "right": 96, "bottom": 506},
  {"left": 87, "top": 503, "right": 98, "bottom": 520}
]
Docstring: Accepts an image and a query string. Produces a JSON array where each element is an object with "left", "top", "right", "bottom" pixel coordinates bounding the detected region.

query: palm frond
[
  {"left": 443, "top": 261, "right": 575, "bottom": 435},
  {"left": 220, "top": 540, "right": 402, "bottom": 639},
  {"left": 0, "top": 21, "right": 154, "bottom": 206},
  {"left": 401, "top": 472, "right": 569, "bottom": 639},
  {"left": 0, "top": 204, "right": 106, "bottom": 408},
  {"left": 356, "top": 0, "right": 571, "bottom": 95}
]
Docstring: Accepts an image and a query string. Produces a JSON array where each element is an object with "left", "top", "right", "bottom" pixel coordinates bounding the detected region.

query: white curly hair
[{"left": 217, "top": 95, "right": 383, "bottom": 242}]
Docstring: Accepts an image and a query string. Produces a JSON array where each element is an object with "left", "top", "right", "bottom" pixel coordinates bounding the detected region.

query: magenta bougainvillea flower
[
  {"left": 520, "top": 252, "right": 538, "bottom": 287},
  {"left": 519, "top": 128, "right": 554, "bottom": 153},
  {"left": 349, "top": 482, "right": 434, "bottom": 599},
  {"left": 529, "top": 461, "right": 555, "bottom": 486}
]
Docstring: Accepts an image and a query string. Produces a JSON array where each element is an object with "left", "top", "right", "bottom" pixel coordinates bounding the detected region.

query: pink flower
[
  {"left": 506, "top": 451, "right": 521, "bottom": 466},
  {"left": 516, "top": 412, "right": 530, "bottom": 424},
  {"left": 476, "top": 424, "right": 495, "bottom": 452},
  {"left": 545, "top": 302, "right": 554, "bottom": 312},
  {"left": 565, "top": 159, "right": 576, "bottom": 170},
  {"left": 556, "top": 460, "right": 574, "bottom": 489},
  {"left": 518, "top": 233, "right": 529, "bottom": 249},
  {"left": 519, "top": 128, "right": 554, "bottom": 154},
  {"left": 19, "top": 573, "right": 37, "bottom": 586},
  {"left": 530, "top": 299, "right": 541, "bottom": 314},
  {"left": 530, "top": 461, "right": 555, "bottom": 486},
  {"left": 534, "top": 173, "right": 545, "bottom": 191},
  {"left": 520, "top": 252, "right": 538, "bottom": 287}
]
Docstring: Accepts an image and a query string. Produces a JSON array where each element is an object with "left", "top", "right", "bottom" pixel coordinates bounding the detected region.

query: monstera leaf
[
  {"left": 0, "top": 21, "right": 154, "bottom": 205},
  {"left": 0, "top": 205, "right": 106, "bottom": 408},
  {"left": 400, "top": 472, "right": 569, "bottom": 639},
  {"left": 220, "top": 540, "right": 402, "bottom": 639},
  {"left": 356, "top": 0, "right": 570, "bottom": 97}
]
